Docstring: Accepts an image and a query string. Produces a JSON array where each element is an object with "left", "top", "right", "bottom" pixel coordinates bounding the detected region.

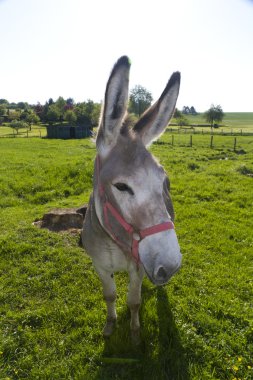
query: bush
[{"left": 177, "top": 116, "right": 189, "bottom": 126}]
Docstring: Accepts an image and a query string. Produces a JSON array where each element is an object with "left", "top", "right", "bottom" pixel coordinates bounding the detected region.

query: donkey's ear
[
  {"left": 96, "top": 56, "right": 131, "bottom": 157},
  {"left": 133, "top": 72, "right": 180, "bottom": 146}
]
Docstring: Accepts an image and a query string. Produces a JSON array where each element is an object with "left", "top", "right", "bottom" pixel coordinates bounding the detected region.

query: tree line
[
  {"left": 0, "top": 85, "right": 225, "bottom": 135},
  {"left": 0, "top": 97, "right": 101, "bottom": 134}
]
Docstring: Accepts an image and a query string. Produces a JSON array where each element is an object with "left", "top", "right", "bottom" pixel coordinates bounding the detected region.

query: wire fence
[
  {"left": 155, "top": 133, "right": 252, "bottom": 152},
  {"left": 0, "top": 126, "right": 252, "bottom": 154},
  {"left": 166, "top": 127, "right": 253, "bottom": 136}
]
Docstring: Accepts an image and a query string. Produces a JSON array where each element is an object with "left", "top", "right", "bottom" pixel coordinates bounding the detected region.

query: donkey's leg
[
  {"left": 127, "top": 266, "right": 144, "bottom": 343},
  {"left": 96, "top": 267, "right": 117, "bottom": 337}
]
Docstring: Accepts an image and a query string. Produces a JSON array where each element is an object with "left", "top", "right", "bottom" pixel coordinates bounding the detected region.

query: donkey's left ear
[
  {"left": 133, "top": 72, "right": 180, "bottom": 146},
  {"left": 96, "top": 56, "right": 131, "bottom": 157}
]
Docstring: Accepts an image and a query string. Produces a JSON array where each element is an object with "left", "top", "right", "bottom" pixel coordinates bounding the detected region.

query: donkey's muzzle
[
  {"left": 139, "top": 228, "right": 182, "bottom": 285},
  {"left": 152, "top": 259, "right": 182, "bottom": 286}
]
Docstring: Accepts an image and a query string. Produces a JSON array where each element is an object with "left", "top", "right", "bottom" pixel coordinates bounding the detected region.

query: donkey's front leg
[
  {"left": 96, "top": 267, "right": 117, "bottom": 337},
  {"left": 127, "top": 266, "right": 145, "bottom": 344}
]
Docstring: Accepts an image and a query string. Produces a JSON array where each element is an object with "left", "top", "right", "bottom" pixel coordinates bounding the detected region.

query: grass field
[
  {"left": 181, "top": 112, "right": 253, "bottom": 127},
  {"left": 171, "top": 112, "right": 253, "bottom": 134},
  {"left": 222, "top": 113, "right": 253, "bottom": 129},
  {"left": 0, "top": 134, "right": 253, "bottom": 379},
  {"left": 0, "top": 125, "right": 47, "bottom": 138}
]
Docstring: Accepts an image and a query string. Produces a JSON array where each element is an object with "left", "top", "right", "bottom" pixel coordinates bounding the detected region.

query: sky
[{"left": 0, "top": 0, "right": 253, "bottom": 112}]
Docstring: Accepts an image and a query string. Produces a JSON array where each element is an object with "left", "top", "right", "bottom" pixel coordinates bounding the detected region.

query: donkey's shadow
[{"left": 95, "top": 285, "right": 189, "bottom": 380}]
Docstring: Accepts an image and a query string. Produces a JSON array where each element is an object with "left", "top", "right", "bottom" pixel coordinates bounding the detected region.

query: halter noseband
[{"left": 95, "top": 155, "right": 174, "bottom": 265}]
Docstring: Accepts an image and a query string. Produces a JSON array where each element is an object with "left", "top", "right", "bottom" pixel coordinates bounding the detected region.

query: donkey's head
[{"left": 95, "top": 56, "right": 182, "bottom": 285}]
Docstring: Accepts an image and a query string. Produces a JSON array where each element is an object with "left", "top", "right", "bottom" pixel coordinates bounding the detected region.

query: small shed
[{"left": 46, "top": 125, "right": 92, "bottom": 139}]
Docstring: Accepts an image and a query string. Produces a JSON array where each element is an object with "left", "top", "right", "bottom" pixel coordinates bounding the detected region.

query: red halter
[{"left": 95, "top": 156, "right": 174, "bottom": 264}]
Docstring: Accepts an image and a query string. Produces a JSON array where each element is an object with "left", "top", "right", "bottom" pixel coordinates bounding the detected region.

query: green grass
[
  {"left": 222, "top": 112, "right": 253, "bottom": 129},
  {"left": 0, "top": 136, "right": 253, "bottom": 379}
]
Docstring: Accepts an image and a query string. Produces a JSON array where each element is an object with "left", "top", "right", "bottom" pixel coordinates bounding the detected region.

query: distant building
[{"left": 46, "top": 124, "right": 92, "bottom": 139}]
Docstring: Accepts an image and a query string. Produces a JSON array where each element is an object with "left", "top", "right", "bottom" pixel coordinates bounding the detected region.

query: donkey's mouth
[{"left": 142, "top": 261, "right": 181, "bottom": 286}]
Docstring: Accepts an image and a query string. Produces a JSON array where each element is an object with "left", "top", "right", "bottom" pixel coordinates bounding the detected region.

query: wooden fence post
[
  {"left": 234, "top": 137, "right": 237, "bottom": 152},
  {"left": 210, "top": 135, "right": 214, "bottom": 148},
  {"left": 172, "top": 135, "right": 174, "bottom": 146},
  {"left": 190, "top": 135, "right": 192, "bottom": 147}
]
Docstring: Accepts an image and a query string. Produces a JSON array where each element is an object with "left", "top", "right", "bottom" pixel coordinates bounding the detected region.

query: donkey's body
[{"left": 82, "top": 56, "right": 182, "bottom": 340}]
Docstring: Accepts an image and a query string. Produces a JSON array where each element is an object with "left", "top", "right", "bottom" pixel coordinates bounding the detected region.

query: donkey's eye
[{"left": 113, "top": 182, "right": 134, "bottom": 195}]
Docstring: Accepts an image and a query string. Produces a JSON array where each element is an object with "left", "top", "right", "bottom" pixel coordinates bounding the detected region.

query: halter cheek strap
[{"left": 96, "top": 156, "right": 174, "bottom": 264}]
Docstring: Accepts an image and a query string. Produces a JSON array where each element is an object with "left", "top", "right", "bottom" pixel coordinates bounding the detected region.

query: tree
[
  {"left": 173, "top": 108, "right": 183, "bottom": 119},
  {"left": 204, "top": 104, "right": 224, "bottom": 127},
  {"left": 173, "top": 108, "right": 189, "bottom": 126},
  {"left": 34, "top": 102, "right": 44, "bottom": 119},
  {"left": 66, "top": 98, "right": 74, "bottom": 107},
  {"left": 39, "top": 102, "right": 50, "bottom": 122},
  {"left": 24, "top": 112, "right": 40, "bottom": 130},
  {"left": 182, "top": 106, "right": 198, "bottom": 115},
  {"left": 182, "top": 106, "right": 190, "bottom": 114},
  {"left": 90, "top": 103, "right": 101, "bottom": 126},
  {"left": 8, "top": 102, "right": 18, "bottom": 110},
  {"left": 0, "top": 105, "right": 7, "bottom": 117},
  {"left": 46, "top": 105, "right": 61, "bottom": 124},
  {"left": 10, "top": 120, "right": 29, "bottom": 134},
  {"left": 74, "top": 103, "right": 91, "bottom": 126},
  {"left": 0, "top": 99, "right": 9, "bottom": 105},
  {"left": 190, "top": 106, "right": 198, "bottom": 115},
  {"left": 74, "top": 100, "right": 101, "bottom": 127},
  {"left": 83, "top": 99, "right": 101, "bottom": 126},
  {"left": 64, "top": 110, "right": 77, "bottom": 126},
  {"left": 17, "top": 102, "right": 29, "bottom": 110},
  {"left": 129, "top": 85, "right": 153, "bottom": 116},
  {"left": 55, "top": 96, "right": 66, "bottom": 121},
  {"left": 7, "top": 109, "right": 21, "bottom": 122},
  {"left": 64, "top": 98, "right": 74, "bottom": 111}
]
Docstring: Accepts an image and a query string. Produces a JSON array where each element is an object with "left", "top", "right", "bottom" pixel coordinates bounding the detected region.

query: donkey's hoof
[
  {"left": 103, "top": 319, "right": 116, "bottom": 337},
  {"left": 131, "top": 328, "right": 141, "bottom": 345}
]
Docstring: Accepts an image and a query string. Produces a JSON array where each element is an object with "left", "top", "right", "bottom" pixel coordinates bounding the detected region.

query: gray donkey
[{"left": 82, "top": 56, "right": 182, "bottom": 342}]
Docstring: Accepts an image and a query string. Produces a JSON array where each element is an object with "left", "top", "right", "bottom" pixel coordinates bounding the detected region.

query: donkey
[{"left": 82, "top": 56, "right": 182, "bottom": 342}]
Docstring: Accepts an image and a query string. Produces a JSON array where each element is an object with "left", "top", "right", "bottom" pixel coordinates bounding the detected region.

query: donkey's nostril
[{"left": 156, "top": 266, "right": 167, "bottom": 280}]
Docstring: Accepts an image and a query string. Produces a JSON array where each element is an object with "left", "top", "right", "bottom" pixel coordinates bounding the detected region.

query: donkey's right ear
[{"left": 96, "top": 56, "right": 131, "bottom": 157}]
